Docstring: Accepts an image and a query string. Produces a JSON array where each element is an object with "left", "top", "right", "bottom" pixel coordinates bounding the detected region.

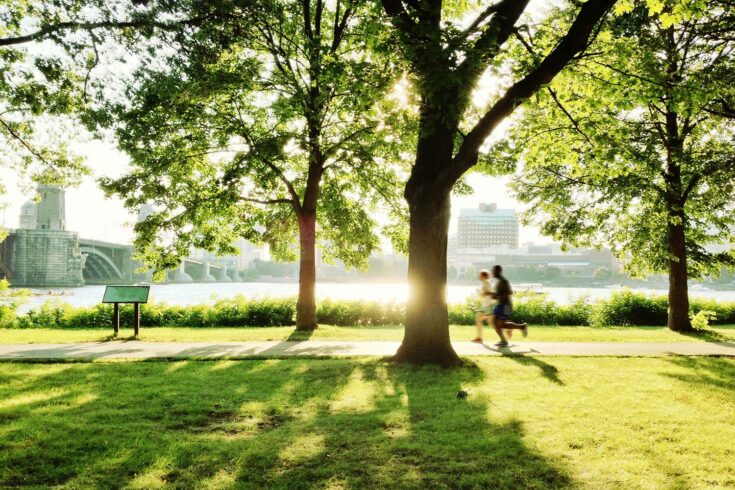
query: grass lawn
[
  {"left": 0, "top": 357, "right": 733, "bottom": 488},
  {"left": 1, "top": 324, "right": 734, "bottom": 344}
]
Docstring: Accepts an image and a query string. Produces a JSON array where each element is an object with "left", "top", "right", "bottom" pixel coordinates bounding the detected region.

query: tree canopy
[
  {"left": 494, "top": 1, "right": 735, "bottom": 330},
  {"left": 97, "top": 0, "right": 411, "bottom": 328}
]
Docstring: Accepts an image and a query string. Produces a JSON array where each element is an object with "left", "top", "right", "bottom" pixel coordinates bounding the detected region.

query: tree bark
[
  {"left": 296, "top": 212, "right": 318, "bottom": 330},
  {"left": 393, "top": 128, "right": 461, "bottom": 366},
  {"left": 393, "top": 189, "right": 460, "bottom": 366},
  {"left": 667, "top": 211, "right": 692, "bottom": 332}
]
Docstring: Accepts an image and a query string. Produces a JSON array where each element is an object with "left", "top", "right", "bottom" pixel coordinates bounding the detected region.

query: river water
[{"left": 10, "top": 282, "right": 735, "bottom": 311}]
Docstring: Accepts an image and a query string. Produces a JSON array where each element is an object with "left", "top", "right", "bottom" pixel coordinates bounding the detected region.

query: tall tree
[
  {"left": 98, "top": 0, "right": 409, "bottom": 330},
  {"left": 494, "top": 2, "right": 735, "bottom": 332},
  {"left": 381, "top": 0, "right": 618, "bottom": 364}
]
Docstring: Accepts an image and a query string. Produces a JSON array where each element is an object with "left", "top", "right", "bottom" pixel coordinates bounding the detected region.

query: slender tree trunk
[
  {"left": 296, "top": 212, "right": 318, "bottom": 331},
  {"left": 667, "top": 212, "right": 691, "bottom": 332},
  {"left": 661, "top": 29, "right": 692, "bottom": 333},
  {"left": 393, "top": 125, "right": 461, "bottom": 366}
]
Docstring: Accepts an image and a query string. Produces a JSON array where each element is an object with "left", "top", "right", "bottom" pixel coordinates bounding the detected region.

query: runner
[
  {"left": 491, "top": 265, "right": 528, "bottom": 348},
  {"left": 471, "top": 270, "right": 494, "bottom": 343}
]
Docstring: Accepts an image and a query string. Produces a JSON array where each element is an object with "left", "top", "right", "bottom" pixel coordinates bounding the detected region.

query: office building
[{"left": 458, "top": 204, "right": 519, "bottom": 250}]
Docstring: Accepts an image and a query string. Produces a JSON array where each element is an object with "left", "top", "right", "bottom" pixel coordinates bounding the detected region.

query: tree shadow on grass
[
  {"left": 0, "top": 358, "right": 574, "bottom": 489},
  {"left": 678, "top": 328, "right": 735, "bottom": 343},
  {"left": 286, "top": 327, "right": 315, "bottom": 341},
  {"left": 660, "top": 356, "right": 735, "bottom": 393},
  {"left": 255, "top": 360, "right": 573, "bottom": 489},
  {"left": 504, "top": 355, "right": 564, "bottom": 385},
  {"left": 479, "top": 344, "right": 564, "bottom": 385}
]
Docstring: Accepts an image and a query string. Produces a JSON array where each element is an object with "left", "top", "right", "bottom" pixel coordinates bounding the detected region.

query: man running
[{"left": 491, "top": 265, "right": 527, "bottom": 347}]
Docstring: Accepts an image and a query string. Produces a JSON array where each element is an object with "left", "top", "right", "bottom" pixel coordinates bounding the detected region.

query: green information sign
[
  {"left": 102, "top": 285, "right": 150, "bottom": 304},
  {"left": 102, "top": 286, "right": 150, "bottom": 337}
]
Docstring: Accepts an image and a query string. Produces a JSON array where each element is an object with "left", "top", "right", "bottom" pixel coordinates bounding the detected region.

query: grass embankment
[
  {"left": 1, "top": 358, "right": 733, "bottom": 488},
  {"left": 1, "top": 324, "right": 734, "bottom": 344}
]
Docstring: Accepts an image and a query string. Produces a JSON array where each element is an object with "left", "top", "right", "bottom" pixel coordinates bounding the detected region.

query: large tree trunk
[
  {"left": 393, "top": 127, "right": 461, "bottom": 366},
  {"left": 393, "top": 190, "right": 460, "bottom": 366},
  {"left": 296, "top": 212, "right": 318, "bottom": 331},
  {"left": 667, "top": 215, "right": 692, "bottom": 332}
]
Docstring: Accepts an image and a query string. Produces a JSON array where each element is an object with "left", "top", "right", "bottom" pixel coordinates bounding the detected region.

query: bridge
[
  {"left": 0, "top": 186, "right": 251, "bottom": 287},
  {"left": 0, "top": 231, "right": 249, "bottom": 287},
  {"left": 78, "top": 238, "right": 134, "bottom": 285},
  {"left": 165, "top": 259, "right": 242, "bottom": 283}
]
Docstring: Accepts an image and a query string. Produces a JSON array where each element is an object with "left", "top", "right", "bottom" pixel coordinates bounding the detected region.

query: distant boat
[
  {"left": 516, "top": 283, "right": 544, "bottom": 294},
  {"left": 29, "top": 289, "right": 70, "bottom": 296}
]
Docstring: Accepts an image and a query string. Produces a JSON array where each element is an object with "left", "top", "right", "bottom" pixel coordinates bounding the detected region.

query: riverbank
[
  {"left": 9, "top": 282, "right": 735, "bottom": 311},
  {"left": 4, "top": 290, "right": 735, "bottom": 329}
]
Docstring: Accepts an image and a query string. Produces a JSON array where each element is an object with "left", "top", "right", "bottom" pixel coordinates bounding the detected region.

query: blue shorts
[{"left": 493, "top": 304, "right": 512, "bottom": 320}]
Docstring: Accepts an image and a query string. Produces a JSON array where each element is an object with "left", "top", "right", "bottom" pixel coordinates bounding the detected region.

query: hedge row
[{"left": 3, "top": 291, "right": 735, "bottom": 329}]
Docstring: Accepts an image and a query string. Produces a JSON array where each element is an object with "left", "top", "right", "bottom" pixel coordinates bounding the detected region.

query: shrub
[
  {"left": 0, "top": 304, "right": 16, "bottom": 328},
  {"left": 689, "top": 298, "right": 735, "bottom": 325},
  {"left": 3, "top": 290, "right": 735, "bottom": 329},
  {"left": 514, "top": 295, "right": 562, "bottom": 325},
  {"left": 589, "top": 290, "right": 668, "bottom": 327},
  {"left": 448, "top": 301, "right": 475, "bottom": 326},
  {"left": 691, "top": 310, "right": 717, "bottom": 330},
  {"left": 556, "top": 297, "right": 591, "bottom": 326},
  {"left": 316, "top": 299, "right": 404, "bottom": 326}
]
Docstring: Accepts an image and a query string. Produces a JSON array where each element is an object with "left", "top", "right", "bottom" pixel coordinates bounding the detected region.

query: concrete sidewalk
[{"left": 0, "top": 340, "right": 734, "bottom": 360}]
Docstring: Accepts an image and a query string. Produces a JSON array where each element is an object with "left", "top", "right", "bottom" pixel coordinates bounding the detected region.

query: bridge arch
[{"left": 80, "top": 246, "right": 124, "bottom": 281}]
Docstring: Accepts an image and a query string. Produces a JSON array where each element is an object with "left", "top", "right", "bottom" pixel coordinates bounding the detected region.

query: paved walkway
[{"left": 0, "top": 340, "right": 733, "bottom": 360}]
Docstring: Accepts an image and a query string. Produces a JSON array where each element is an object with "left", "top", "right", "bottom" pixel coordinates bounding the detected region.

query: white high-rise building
[{"left": 457, "top": 204, "right": 519, "bottom": 250}]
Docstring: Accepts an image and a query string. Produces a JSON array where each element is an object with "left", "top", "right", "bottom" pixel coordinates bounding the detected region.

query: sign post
[{"left": 102, "top": 286, "right": 150, "bottom": 337}]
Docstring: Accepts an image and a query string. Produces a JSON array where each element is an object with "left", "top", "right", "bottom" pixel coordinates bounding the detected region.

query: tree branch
[
  {"left": 547, "top": 87, "right": 593, "bottom": 146},
  {"left": 448, "top": 0, "right": 616, "bottom": 186},
  {"left": 262, "top": 160, "right": 302, "bottom": 209},
  {"left": 240, "top": 197, "right": 294, "bottom": 206},
  {"left": 0, "top": 17, "right": 206, "bottom": 47},
  {"left": 0, "top": 116, "right": 60, "bottom": 172},
  {"left": 456, "top": 0, "right": 529, "bottom": 79}
]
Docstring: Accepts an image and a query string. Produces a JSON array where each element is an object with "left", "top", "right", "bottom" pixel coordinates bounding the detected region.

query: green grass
[
  {"left": 1, "top": 324, "right": 734, "bottom": 344},
  {"left": 1, "top": 357, "right": 733, "bottom": 488}
]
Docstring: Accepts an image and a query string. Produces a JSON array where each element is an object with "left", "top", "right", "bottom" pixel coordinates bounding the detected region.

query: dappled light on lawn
[{"left": 0, "top": 358, "right": 733, "bottom": 487}]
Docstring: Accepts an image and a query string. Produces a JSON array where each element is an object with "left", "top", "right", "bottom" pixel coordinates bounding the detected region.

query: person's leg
[
  {"left": 499, "top": 304, "right": 527, "bottom": 337},
  {"left": 503, "top": 321, "right": 527, "bottom": 329},
  {"left": 473, "top": 312, "right": 485, "bottom": 342},
  {"left": 502, "top": 321, "right": 527, "bottom": 338},
  {"left": 493, "top": 317, "right": 508, "bottom": 345}
]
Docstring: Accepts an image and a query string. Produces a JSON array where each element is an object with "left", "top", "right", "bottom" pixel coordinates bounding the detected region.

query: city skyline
[{"left": 1, "top": 138, "right": 553, "bottom": 248}]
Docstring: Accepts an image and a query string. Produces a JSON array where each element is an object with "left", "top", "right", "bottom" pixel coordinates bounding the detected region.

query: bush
[
  {"left": 589, "top": 290, "right": 668, "bottom": 327},
  {"left": 0, "top": 304, "right": 16, "bottom": 328},
  {"left": 689, "top": 298, "right": 735, "bottom": 325},
  {"left": 316, "top": 299, "right": 404, "bottom": 326},
  {"left": 3, "top": 290, "right": 735, "bottom": 329},
  {"left": 691, "top": 310, "right": 717, "bottom": 330},
  {"left": 555, "top": 297, "right": 591, "bottom": 326}
]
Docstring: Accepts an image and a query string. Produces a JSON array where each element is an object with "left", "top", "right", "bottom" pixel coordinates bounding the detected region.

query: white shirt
[{"left": 478, "top": 278, "right": 497, "bottom": 308}]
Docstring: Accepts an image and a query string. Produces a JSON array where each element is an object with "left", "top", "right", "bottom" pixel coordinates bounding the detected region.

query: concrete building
[
  {"left": 457, "top": 204, "right": 519, "bottom": 251},
  {"left": 36, "top": 185, "right": 66, "bottom": 230},
  {"left": 1, "top": 186, "right": 85, "bottom": 287},
  {"left": 483, "top": 248, "right": 614, "bottom": 280},
  {"left": 19, "top": 201, "right": 37, "bottom": 229}
]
